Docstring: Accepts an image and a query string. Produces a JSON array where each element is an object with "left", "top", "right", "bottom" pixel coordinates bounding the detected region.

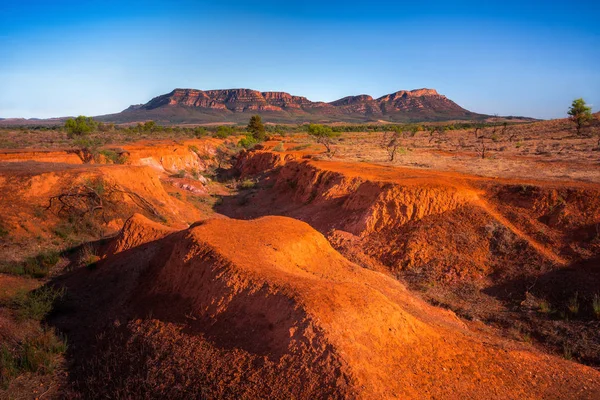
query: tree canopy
[
  {"left": 568, "top": 98, "right": 593, "bottom": 135},
  {"left": 247, "top": 115, "right": 266, "bottom": 141},
  {"left": 307, "top": 124, "right": 341, "bottom": 153},
  {"left": 64, "top": 116, "right": 98, "bottom": 137}
]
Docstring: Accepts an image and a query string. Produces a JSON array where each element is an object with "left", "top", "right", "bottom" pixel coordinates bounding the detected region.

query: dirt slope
[
  {"left": 224, "top": 150, "right": 600, "bottom": 365},
  {"left": 50, "top": 214, "right": 600, "bottom": 399}
]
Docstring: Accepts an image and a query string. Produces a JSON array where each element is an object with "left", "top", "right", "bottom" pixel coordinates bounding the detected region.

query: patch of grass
[
  {"left": 290, "top": 144, "right": 311, "bottom": 151},
  {"left": 0, "top": 328, "right": 67, "bottom": 388},
  {"left": 593, "top": 294, "right": 600, "bottom": 319},
  {"left": 13, "top": 286, "right": 66, "bottom": 322},
  {"left": 0, "top": 251, "right": 60, "bottom": 278},
  {"left": 563, "top": 343, "right": 573, "bottom": 361},
  {"left": 538, "top": 300, "right": 552, "bottom": 314},
  {"left": 98, "top": 149, "right": 127, "bottom": 164},
  {"left": 567, "top": 292, "right": 579, "bottom": 315},
  {"left": 171, "top": 170, "right": 186, "bottom": 179},
  {"left": 79, "top": 245, "right": 100, "bottom": 270},
  {"left": 53, "top": 221, "right": 76, "bottom": 240},
  {"left": 239, "top": 179, "right": 256, "bottom": 190},
  {"left": 169, "top": 192, "right": 182, "bottom": 200},
  {"left": 0, "top": 221, "right": 9, "bottom": 239},
  {"left": 272, "top": 142, "right": 285, "bottom": 152}
]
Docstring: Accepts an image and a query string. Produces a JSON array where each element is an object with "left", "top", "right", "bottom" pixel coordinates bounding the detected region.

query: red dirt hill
[{"left": 52, "top": 214, "right": 600, "bottom": 399}]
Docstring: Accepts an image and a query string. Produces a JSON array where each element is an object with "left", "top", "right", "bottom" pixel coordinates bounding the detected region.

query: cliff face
[{"left": 106, "top": 87, "right": 484, "bottom": 124}]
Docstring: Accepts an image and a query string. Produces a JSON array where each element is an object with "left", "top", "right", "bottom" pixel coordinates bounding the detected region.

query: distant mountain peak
[{"left": 103, "top": 87, "right": 484, "bottom": 124}]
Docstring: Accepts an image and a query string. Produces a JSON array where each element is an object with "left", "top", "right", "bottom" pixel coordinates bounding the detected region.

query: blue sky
[{"left": 1, "top": 1, "right": 599, "bottom": 119}]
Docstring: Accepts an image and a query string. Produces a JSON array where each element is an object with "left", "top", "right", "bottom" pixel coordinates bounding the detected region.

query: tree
[
  {"left": 568, "top": 98, "right": 592, "bottom": 135},
  {"left": 307, "top": 124, "right": 341, "bottom": 154},
  {"left": 64, "top": 116, "right": 98, "bottom": 138},
  {"left": 247, "top": 115, "right": 266, "bottom": 141},
  {"left": 381, "top": 130, "right": 403, "bottom": 161}
]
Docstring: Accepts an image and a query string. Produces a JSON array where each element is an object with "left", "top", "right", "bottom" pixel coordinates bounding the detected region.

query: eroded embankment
[
  {"left": 50, "top": 214, "right": 600, "bottom": 399},
  {"left": 0, "top": 162, "right": 203, "bottom": 265},
  {"left": 234, "top": 151, "right": 600, "bottom": 276},
  {"left": 0, "top": 138, "right": 221, "bottom": 172},
  {"left": 229, "top": 150, "right": 600, "bottom": 366}
]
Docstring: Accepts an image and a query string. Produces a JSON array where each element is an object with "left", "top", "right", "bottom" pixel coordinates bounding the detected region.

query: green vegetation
[
  {"left": 0, "top": 251, "right": 61, "bottom": 278},
  {"left": 0, "top": 286, "right": 67, "bottom": 387},
  {"left": 272, "top": 142, "right": 285, "bottom": 152},
  {"left": 172, "top": 170, "right": 186, "bottom": 178},
  {"left": 0, "top": 328, "right": 67, "bottom": 388},
  {"left": 568, "top": 98, "right": 593, "bottom": 135},
  {"left": 593, "top": 294, "right": 600, "bottom": 319},
  {"left": 567, "top": 292, "right": 579, "bottom": 315},
  {"left": 13, "top": 286, "right": 65, "bottom": 322},
  {"left": 538, "top": 300, "right": 552, "bottom": 314},
  {"left": 247, "top": 115, "right": 266, "bottom": 141},
  {"left": 193, "top": 126, "right": 208, "bottom": 138},
  {"left": 307, "top": 124, "right": 341, "bottom": 153},
  {"left": 238, "top": 135, "right": 259, "bottom": 149},
  {"left": 98, "top": 149, "right": 127, "bottom": 164},
  {"left": 213, "top": 125, "right": 236, "bottom": 139},
  {"left": 65, "top": 116, "right": 98, "bottom": 137},
  {"left": 239, "top": 179, "right": 256, "bottom": 190}
]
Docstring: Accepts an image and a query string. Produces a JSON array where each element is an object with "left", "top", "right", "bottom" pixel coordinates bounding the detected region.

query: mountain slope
[{"left": 96, "top": 88, "right": 486, "bottom": 124}]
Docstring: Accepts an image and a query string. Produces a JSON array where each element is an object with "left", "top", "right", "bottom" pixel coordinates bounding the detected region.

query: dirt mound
[
  {"left": 105, "top": 213, "right": 176, "bottom": 255},
  {"left": 52, "top": 216, "right": 600, "bottom": 399},
  {"left": 224, "top": 150, "right": 600, "bottom": 366}
]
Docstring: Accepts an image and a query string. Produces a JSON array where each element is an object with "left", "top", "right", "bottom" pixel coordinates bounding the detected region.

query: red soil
[{"left": 54, "top": 215, "right": 600, "bottom": 399}]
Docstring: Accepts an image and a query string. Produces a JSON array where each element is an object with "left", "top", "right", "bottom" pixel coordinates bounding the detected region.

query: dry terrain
[{"left": 0, "top": 115, "right": 599, "bottom": 399}]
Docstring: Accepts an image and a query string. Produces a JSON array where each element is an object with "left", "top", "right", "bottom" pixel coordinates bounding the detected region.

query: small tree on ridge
[{"left": 568, "top": 98, "right": 592, "bottom": 136}]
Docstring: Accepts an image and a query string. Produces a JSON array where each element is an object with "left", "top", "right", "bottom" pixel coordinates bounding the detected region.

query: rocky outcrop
[{"left": 105, "top": 87, "right": 485, "bottom": 124}]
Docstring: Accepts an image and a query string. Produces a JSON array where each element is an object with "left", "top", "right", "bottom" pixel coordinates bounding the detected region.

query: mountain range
[{"left": 95, "top": 88, "right": 488, "bottom": 124}]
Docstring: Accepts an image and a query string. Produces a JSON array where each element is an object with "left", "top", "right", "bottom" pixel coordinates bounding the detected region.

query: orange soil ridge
[
  {"left": 236, "top": 150, "right": 599, "bottom": 268},
  {"left": 76, "top": 215, "right": 600, "bottom": 399}
]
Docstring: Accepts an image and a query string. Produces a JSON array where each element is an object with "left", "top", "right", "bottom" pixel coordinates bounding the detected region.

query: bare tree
[{"left": 381, "top": 130, "right": 403, "bottom": 161}]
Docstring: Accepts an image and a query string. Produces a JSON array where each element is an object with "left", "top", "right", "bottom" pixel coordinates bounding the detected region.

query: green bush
[
  {"left": 239, "top": 179, "right": 256, "bottom": 190},
  {"left": 65, "top": 116, "right": 98, "bottom": 138},
  {"left": 272, "top": 142, "right": 285, "bottom": 152},
  {"left": 0, "top": 328, "right": 67, "bottom": 388},
  {"left": 13, "top": 286, "right": 66, "bottom": 321},
  {"left": 213, "top": 126, "right": 236, "bottom": 139},
  {"left": 0, "top": 251, "right": 60, "bottom": 278},
  {"left": 98, "top": 149, "right": 127, "bottom": 164},
  {"left": 238, "top": 135, "right": 258, "bottom": 149},
  {"left": 247, "top": 115, "right": 266, "bottom": 141}
]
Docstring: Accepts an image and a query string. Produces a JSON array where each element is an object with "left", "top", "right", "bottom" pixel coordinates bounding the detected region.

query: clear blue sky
[{"left": 1, "top": 0, "right": 598, "bottom": 119}]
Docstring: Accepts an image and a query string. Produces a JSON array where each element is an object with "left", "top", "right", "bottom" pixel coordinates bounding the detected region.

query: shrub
[
  {"left": 172, "top": 170, "right": 186, "bottom": 178},
  {"left": 13, "top": 286, "right": 66, "bottom": 321},
  {"left": 238, "top": 135, "right": 259, "bottom": 149},
  {"left": 239, "top": 179, "right": 256, "bottom": 190},
  {"left": 307, "top": 124, "right": 341, "bottom": 153},
  {"left": 98, "top": 149, "right": 127, "bottom": 164},
  {"left": 193, "top": 127, "right": 208, "bottom": 138},
  {"left": 247, "top": 115, "right": 266, "bottom": 141},
  {"left": 592, "top": 294, "right": 600, "bottom": 319},
  {"left": 0, "top": 328, "right": 66, "bottom": 388},
  {"left": 567, "top": 292, "right": 579, "bottom": 315},
  {"left": 65, "top": 116, "right": 98, "bottom": 137},
  {"left": 538, "top": 300, "right": 552, "bottom": 314},
  {"left": 272, "top": 142, "right": 285, "bottom": 152},
  {"left": 568, "top": 98, "right": 592, "bottom": 135},
  {"left": 213, "top": 126, "right": 236, "bottom": 139},
  {"left": 1, "top": 251, "right": 61, "bottom": 278},
  {"left": 79, "top": 245, "right": 100, "bottom": 270}
]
